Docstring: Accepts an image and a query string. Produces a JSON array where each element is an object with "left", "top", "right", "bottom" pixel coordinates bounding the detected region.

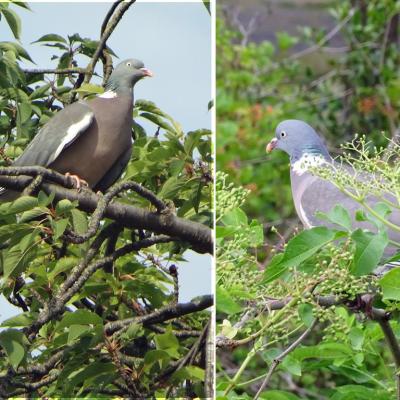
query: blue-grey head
[
  {"left": 105, "top": 58, "right": 153, "bottom": 94},
  {"left": 266, "top": 120, "right": 331, "bottom": 162}
]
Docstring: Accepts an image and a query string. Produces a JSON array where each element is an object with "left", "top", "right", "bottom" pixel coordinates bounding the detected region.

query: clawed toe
[{"left": 65, "top": 173, "right": 89, "bottom": 190}]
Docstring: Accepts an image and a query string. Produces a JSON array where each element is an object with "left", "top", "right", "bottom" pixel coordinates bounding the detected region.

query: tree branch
[
  {"left": 84, "top": 0, "right": 137, "bottom": 83},
  {"left": 104, "top": 295, "right": 213, "bottom": 335},
  {"left": 0, "top": 169, "right": 212, "bottom": 254},
  {"left": 253, "top": 320, "right": 318, "bottom": 399}
]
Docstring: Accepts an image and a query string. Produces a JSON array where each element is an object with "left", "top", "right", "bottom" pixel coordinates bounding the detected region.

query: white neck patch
[
  {"left": 292, "top": 153, "right": 326, "bottom": 176},
  {"left": 98, "top": 90, "right": 117, "bottom": 99}
]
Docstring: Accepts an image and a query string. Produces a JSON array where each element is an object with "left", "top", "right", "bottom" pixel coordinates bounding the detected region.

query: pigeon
[
  {"left": 266, "top": 119, "right": 400, "bottom": 258},
  {"left": 0, "top": 58, "right": 152, "bottom": 200}
]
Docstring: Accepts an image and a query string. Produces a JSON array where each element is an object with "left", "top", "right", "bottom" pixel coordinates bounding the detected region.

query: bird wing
[
  {"left": 295, "top": 167, "right": 400, "bottom": 257},
  {"left": 13, "top": 101, "right": 94, "bottom": 167}
]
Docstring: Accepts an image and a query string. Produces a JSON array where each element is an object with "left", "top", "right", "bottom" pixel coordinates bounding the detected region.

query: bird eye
[
  {"left": 126, "top": 62, "right": 132, "bottom": 67},
  {"left": 280, "top": 131, "right": 287, "bottom": 138}
]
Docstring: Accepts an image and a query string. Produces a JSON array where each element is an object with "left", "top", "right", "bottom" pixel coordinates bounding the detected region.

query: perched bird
[
  {"left": 266, "top": 119, "right": 400, "bottom": 258},
  {"left": 1, "top": 58, "right": 152, "bottom": 200}
]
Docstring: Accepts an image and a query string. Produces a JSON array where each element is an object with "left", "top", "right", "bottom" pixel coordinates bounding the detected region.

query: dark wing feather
[
  {"left": 93, "top": 145, "right": 132, "bottom": 193},
  {"left": 14, "top": 101, "right": 94, "bottom": 167}
]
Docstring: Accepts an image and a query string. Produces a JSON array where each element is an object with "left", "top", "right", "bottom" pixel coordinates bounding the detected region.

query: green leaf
[
  {"left": 281, "top": 355, "right": 302, "bottom": 376},
  {"left": 140, "top": 112, "right": 176, "bottom": 134},
  {"left": 258, "top": 390, "right": 301, "bottom": 400},
  {"left": 55, "top": 199, "right": 75, "bottom": 214},
  {"left": 276, "top": 32, "right": 298, "bottom": 51},
  {"left": 0, "top": 329, "right": 26, "bottom": 369},
  {"left": 143, "top": 349, "right": 170, "bottom": 372},
  {"left": 216, "top": 286, "right": 242, "bottom": 315},
  {"left": 351, "top": 229, "right": 388, "bottom": 276},
  {"left": 32, "top": 33, "right": 67, "bottom": 44},
  {"left": 171, "top": 366, "right": 205, "bottom": 383},
  {"left": 264, "top": 227, "right": 341, "bottom": 283},
  {"left": 220, "top": 319, "right": 238, "bottom": 339},
  {"left": 316, "top": 205, "right": 352, "bottom": 231},
  {"left": 20, "top": 101, "right": 32, "bottom": 120},
  {"left": 330, "top": 385, "right": 389, "bottom": 400},
  {"left": 73, "top": 83, "right": 103, "bottom": 95},
  {"left": 67, "top": 361, "right": 115, "bottom": 389},
  {"left": 70, "top": 209, "right": 88, "bottom": 235},
  {"left": 298, "top": 303, "right": 314, "bottom": 328},
  {"left": 19, "top": 206, "right": 48, "bottom": 223},
  {"left": 29, "top": 83, "right": 50, "bottom": 100},
  {"left": 53, "top": 218, "right": 69, "bottom": 240},
  {"left": 3, "top": 236, "right": 38, "bottom": 280},
  {"left": 248, "top": 220, "right": 264, "bottom": 246},
  {"left": 202, "top": 0, "right": 210, "bottom": 15},
  {"left": 154, "top": 328, "right": 180, "bottom": 358},
  {"left": 379, "top": 267, "right": 400, "bottom": 301},
  {"left": 67, "top": 325, "right": 91, "bottom": 344},
  {"left": 221, "top": 207, "right": 248, "bottom": 227},
  {"left": 158, "top": 176, "right": 185, "bottom": 200},
  {"left": 349, "top": 327, "right": 364, "bottom": 350},
  {"left": 184, "top": 129, "right": 210, "bottom": 156},
  {"left": 57, "top": 310, "right": 103, "bottom": 331},
  {"left": 48, "top": 256, "right": 77, "bottom": 280},
  {"left": 0, "top": 312, "right": 36, "bottom": 327},
  {"left": 2, "top": 8, "right": 21, "bottom": 39},
  {"left": 7, "top": 196, "right": 38, "bottom": 215}
]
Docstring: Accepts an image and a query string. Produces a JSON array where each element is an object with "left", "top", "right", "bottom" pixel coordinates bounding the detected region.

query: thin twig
[
  {"left": 84, "top": 0, "right": 137, "bottom": 83},
  {"left": 253, "top": 319, "right": 318, "bottom": 399},
  {"left": 288, "top": 8, "right": 356, "bottom": 60}
]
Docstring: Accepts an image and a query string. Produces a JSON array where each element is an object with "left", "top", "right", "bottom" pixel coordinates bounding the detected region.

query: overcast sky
[{"left": 0, "top": 1, "right": 211, "bottom": 321}]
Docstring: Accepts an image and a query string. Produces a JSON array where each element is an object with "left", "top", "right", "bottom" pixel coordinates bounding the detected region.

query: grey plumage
[
  {"left": 267, "top": 119, "right": 400, "bottom": 258},
  {"left": 1, "top": 58, "right": 152, "bottom": 199}
]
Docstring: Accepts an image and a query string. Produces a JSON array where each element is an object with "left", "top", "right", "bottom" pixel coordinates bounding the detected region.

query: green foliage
[
  {"left": 0, "top": 4, "right": 212, "bottom": 398},
  {"left": 217, "top": 1, "right": 400, "bottom": 398}
]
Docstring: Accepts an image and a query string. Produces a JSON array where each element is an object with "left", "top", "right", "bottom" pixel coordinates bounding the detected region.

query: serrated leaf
[
  {"left": 7, "top": 196, "right": 38, "bottom": 215},
  {"left": 264, "top": 227, "right": 342, "bottom": 283},
  {"left": 53, "top": 218, "right": 69, "bottom": 240},
  {"left": 171, "top": 366, "right": 205, "bottom": 383},
  {"left": 19, "top": 206, "right": 48, "bottom": 223},
  {"left": 67, "top": 325, "right": 91, "bottom": 344},
  {"left": 56, "top": 199, "right": 75, "bottom": 214},
  {"left": 57, "top": 310, "right": 103, "bottom": 331},
  {"left": 379, "top": 267, "right": 400, "bottom": 301},
  {"left": 316, "top": 205, "right": 352, "bottom": 231},
  {"left": 0, "top": 329, "right": 26, "bottom": 369},
  {"left": 70, "top": 209, "right": 87, "bottom": 235},
  {"left": 48, "top": 256, "right": 77, "bottom": 280},
  {"left": 0, "top": 312, "right": 36, "bottom": 328}
]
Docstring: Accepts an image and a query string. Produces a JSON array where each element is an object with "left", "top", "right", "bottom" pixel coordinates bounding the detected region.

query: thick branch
[
  {"left": 104, "top": 295, "right": 213, "bottom": 335},
  {"left": 23, "top": 68, "right": 87, "bottom": 75},
  {"left": 0, "top": 172, "right": 212, "bottom": 254}
]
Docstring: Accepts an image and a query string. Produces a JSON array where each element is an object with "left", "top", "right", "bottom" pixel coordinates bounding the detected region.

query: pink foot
[{"left": 65, "top": 172, "right": 88, "bottom": 190}]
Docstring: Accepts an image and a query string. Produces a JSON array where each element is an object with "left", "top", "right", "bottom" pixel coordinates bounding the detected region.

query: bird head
[
  {"left": 266, "top": 119, "right": 330, "bottom": 162},
  {"left": 106, "top": 58, "right": 153, "bottom": 93}
]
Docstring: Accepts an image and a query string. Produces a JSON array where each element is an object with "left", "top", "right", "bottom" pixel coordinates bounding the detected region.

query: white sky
[{"left": 0, "top": 1, "right": 212, "bottom": 321}]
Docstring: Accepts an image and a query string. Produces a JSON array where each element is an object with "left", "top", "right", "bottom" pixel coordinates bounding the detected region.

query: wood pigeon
[
  {"left": 0, "top": 58, "right": 152, "bottom": 200},
  {"left": 266, "top": 119, "right": 400, "bottom": 258}
]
